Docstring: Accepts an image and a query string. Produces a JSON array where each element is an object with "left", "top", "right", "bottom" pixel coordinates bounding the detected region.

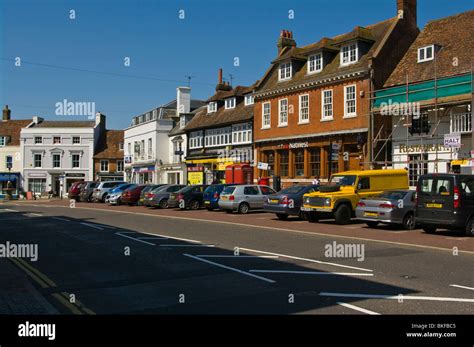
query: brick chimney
[
  {"left": 215, "top": 68, "right": 232, "bottom": 92},
  {"left": 2, "top": 105, "right": 11, "bottom": 121},
  {"left": 277, "top": 30, "right": 296, "bottom": 55},
  {"left": 397, "top": 0, "right": 417, "bottom": 27}
]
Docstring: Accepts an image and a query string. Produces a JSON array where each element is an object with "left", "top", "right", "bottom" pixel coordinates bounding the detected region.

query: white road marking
[
  {"left": 183, "top": 253, "right": 275, "bottom": 283},
  {"left": 80, "top": 222, "right": 104, "bottom": 230},
  {"left": 51, "top": 217, "right": 70, "bottom": 222},
  {"left": 449, "top": 284, "right": 474, "bottom": 291},
  {"left": 140, "top": 232, "right": 201, "bottom": 244},
  {"left": 343, "top": 226, "right": 361, "bottom": 229},
  {"left": 446, "top": 237, "right": 469, "bottom": 241},
  {"left": 319, "top": 292, "right": 474, "bottom": 303},
  {"left": 160, "top": 244, "right": 215, "bottom": 248},
  {"left": 195, "top": 255, "right": 279, "bottom": 259},
  {"left": 97, "top": 224, "right": 116, "bottom": 229},
  {"left": 239, "top": 247, "right": 373, "bottom": 272},
  {"left": 337, "top": 302, "right": 381, "bottom": 315},
  {"left": 249, "top": 270, "right": 373, "bottom": 276},
  {"left": 26, "top": 213, "right": 42, "bottom": 217},
  {"left": 115, "top": 232, "right": 155, "bottom": 245}
]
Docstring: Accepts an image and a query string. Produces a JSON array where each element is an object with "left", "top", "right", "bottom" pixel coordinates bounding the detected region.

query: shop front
[
  {"left": 255, "top": 134, "right": 365, "bottom": 186},
  {"left": 131, "top": 165, "right": 155, "bottom": 184},
  {"left": 0, "top": 172, "right": 21, "bottom": 199}
]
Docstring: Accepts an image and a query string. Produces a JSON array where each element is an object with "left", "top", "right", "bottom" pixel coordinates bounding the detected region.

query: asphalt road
[{"left": 0, "top": 201, "right": 473, "bottom": 315}]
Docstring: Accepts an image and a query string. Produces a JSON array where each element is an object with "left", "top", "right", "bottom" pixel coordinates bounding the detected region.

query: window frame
[
  {"left": 278, "top": 98, "right": 289, "bottom": 127},
  {"left": 279, "top": 61, "right": 292, "bottom": 81},
  {"left": 207, "top": 102, "right": 217, "bottom": 113},
  {"left": 34, "top": 153, "right": 42, "bottom": 168},
  {"left": 100, "top": 160, "right": 109, "bottom": 173},
  {"left": 224, "top": 98, "right": 236, "bottom": 110},
  {"left": 262, "top": 102, "right": 271, "bottom": 129},
  {"left": 308, "top": 53, "right": 323, "bottom": 74},
  {"left": 298, "top": 94, "right": 310, "bottom": 124},
  {"left": 343, "top": 85, "right": 357, "bottom": 118},
  {"left": 321, "top": 89, "right": 334, "bottom": 121},
  {"left": 418, "top": 45, "right": 435, "bottom": 63},
  {"left": 244, "top": 95, "right": 254, "bottom": 106},
  {"left": 72, "top": 154, "right": 80, "bottom": 168},
  {"left": 72, "top": 136, "right": 81, "bottom": 145},
  {"left": 340, "top": 43, "right": 358, "bottom": 66},
  {"left": 34, "top": 136, "right": 43, "bottom": 145}
]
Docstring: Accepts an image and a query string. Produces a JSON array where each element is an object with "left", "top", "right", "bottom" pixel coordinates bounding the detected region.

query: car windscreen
[
  {"left": 222, "top": 186, "right": 236, "bottom": 195},
  {"left": 379, "top": 191, "right": 407, "bottom": 200},
  {"left": 152, "top": 185, "right": 169, "bottom": 193},
  {"left": 330, "top": 175, "right": 357, "bottom": 186},
  {"left": 278, "top": 185, "right": 305, "bottom": 194}
]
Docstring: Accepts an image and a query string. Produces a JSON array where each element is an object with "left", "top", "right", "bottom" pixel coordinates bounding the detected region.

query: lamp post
[{"left": 5, "top": 162, "right": 13, "bottom": 201}]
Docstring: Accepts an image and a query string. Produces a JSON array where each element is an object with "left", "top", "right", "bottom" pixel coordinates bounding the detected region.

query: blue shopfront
[{"left": 0, "top": 172, "right": 21, "bottom": 199}]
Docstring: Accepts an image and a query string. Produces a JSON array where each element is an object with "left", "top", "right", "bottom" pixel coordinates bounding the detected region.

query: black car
[
  {"left": 263, "top": 184, "right": 319, "bottom": 220},
  {"left": 416, "top": 174, "right": 474, "bottom": 236},
  {"left": 168, "top": 185, "right": 209, "bottom": 210}
]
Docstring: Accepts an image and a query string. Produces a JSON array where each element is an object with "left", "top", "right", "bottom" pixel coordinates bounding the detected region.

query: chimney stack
[
  {"left": 176, "top": 86, "right": 191, "bottom": 115},
  {"left": 2, "top": 105, "right": 11, "bottom": 121},
  {"left": 277, "top": 29, "right": 296, "bottom": 55},
  {"left": 397, "top": 0, "right": 417, "bottom": 27},
  {"left": 215, "top": 68, "right": 232, "bottom": 92}
]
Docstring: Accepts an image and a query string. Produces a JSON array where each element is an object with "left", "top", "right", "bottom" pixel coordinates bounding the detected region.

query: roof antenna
[
  {"left": 229, "top": 74, "right": 234, "bottom": 87},
  {"left": 185, "top": 75, "right": 195, "bottom": 87}
]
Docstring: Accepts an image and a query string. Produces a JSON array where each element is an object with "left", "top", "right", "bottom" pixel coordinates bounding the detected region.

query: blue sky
[{"left": 1, "top": 0, "right": 472, "bottom": 129}]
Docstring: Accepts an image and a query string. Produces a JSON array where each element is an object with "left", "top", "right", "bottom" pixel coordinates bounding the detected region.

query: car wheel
[
  {"left": 276, "top": 213, "right": 288, "bottom": 220},
  {"left": 159, "top": 199, "right": 169, "bottom": 209},
  {"left": 422, "top": 224, "right": 437, "bottom": 234},
  {"left": 334, "top": 204, "right": 352, "bottom": 225},
  {"left": 101, "top": 194, "right": 107, "bottom": 203},
  {"left": 238, "top": 203, "right": 250, "bottom": 214},
  {"left": 365, "top": 221, "right": 379, "bottom": 228},
  {"left": 189, "top": 200, "right": 200, "bottom": 210},
  {"left": 116, "top": 198, "right": 121, "bottom": 206},
  {"left": 465, "top": 217, "right": 474, "bottom": 237},
  {"left": 305, "top": 211, "right": 319, "bottom": 223},
  {"left": 402, "top": 212, "right": 416, "bottom": 230}
]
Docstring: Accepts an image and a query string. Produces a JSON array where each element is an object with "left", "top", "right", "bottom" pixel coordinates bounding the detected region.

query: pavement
[{"left": 0, "top": 199, "right": 473, "bottom": 314}]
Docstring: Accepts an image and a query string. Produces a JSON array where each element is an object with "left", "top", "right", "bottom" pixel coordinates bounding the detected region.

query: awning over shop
[
  {"left": 374, "top": 73, "right": 472, "bottom": 108},
  {"left": 0, "top": 173, "right": 19, "bottom": 181},
  {"left": 186, "top": 158, "right": 235, "bottom": 164}
]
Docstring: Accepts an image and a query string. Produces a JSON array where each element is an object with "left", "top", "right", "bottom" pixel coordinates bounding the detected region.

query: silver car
[
  {"left": 218, "top": 185, "right": 276, "bottom": 214},
  {"left": 92, "top": 181, "right": 126, "bottom": 203},
  {"left": 355, "top": 190, "right": 417, "bottom": 229}
]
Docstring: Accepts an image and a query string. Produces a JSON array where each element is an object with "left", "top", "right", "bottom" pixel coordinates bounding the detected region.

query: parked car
[
  {"left": 78, "top": 181, "right": 99, "bottom": 202},
  {"left": 121, "top": 185, "right": 148, "bottom": 205},
  {"left": 105, "top": 183, "right": 137, "bottom": 205},
  {"left": 68, "top": 181, "right": 86, "bottom": 201},
  {"left": 168, "top": 185, "right": 209, "bottom": 210},
  {"left": 203, "top": 184, "right": 236, "bottom": 211},
  {"left": 92, "top": 181, "right": 126, "bottom": 202},
  {"left": 139, "top": 184, "right": 166, "bottom": 205},
  {"left": 355, "top": 190, "right": 416, "bottom": 229},
  {"left": 219, "top": 185, "right": 276, "bottom": 214},
  {"left": 302, "top": 169, "right": 409, "bottom": 224},
  {"left": 144, "top": 184, "right": 186, "bottom": 208},
  {"left": 263, "top": 184, "right": 319, "bottom": 220},
  {"left": 416, "top": 174, "right": 474, "bottom": 236}
]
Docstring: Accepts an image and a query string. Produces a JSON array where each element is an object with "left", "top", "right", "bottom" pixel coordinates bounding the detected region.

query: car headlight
[
  {"left": 305, "top": 197, "right": 310, "bottom": 204},
  {"left": 324, "top": 198, "right": 331, "bottom": 206}
]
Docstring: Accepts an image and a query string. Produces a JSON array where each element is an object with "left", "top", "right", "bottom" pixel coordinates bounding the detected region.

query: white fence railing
[{"left": 450, "top": 112, "right": 472, "bottom": 134}]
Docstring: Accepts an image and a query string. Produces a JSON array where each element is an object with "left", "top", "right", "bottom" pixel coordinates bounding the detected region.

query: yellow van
[{"left": 301, "top": 169, "right": 409, "bottom": 224}]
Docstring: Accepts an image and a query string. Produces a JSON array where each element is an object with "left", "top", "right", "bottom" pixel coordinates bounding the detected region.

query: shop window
[
  {"left": 279, "top": 151, "right": 289, "bottom": 177},
  {"left": 294, "top": 150, "right": 305, "bottom": 177},
  {"left": 310, "top": 148, "right": 321, "bottom": 177},
  {"left": 28, "top": 179, "right": 46, "bottom": 194},
  {"left": 263, "top": 151, "right": 275, "bottom": 177}
]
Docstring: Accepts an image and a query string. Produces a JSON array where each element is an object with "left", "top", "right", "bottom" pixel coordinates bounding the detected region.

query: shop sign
[
  {"left": 28, "top": 173, "right": 47, "bottom": 178},
  {"left": 331, "top": 153, "right": 339, "bottom": 161},
  {"left": 399, "top": 144, "right": 448, "bottom": 153},
  {"left": 66, "top": 173, "right": 85, "bottom": 177},
  {"left": 443, "top": 134, "right": 461, "bottom": 148},
  {"left": 187, "top": 166, "right": 204, "bottom": 172},
  {"left": 188, "top": 172, "right": 203, "bottom": 185},
  {"left": 257, "top": 162, "right": 269, "bottom": 170},
  {"left": 289, "top": 142, "right": 309, "bottom": 149},
  {"left": 332, "top": 143, "right": 341, "bottom": 151},
  {"left": 124, "top": 155, "right": 132, "bottom": 164}
]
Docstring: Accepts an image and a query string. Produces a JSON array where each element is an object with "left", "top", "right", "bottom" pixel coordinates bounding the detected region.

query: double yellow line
[{"left": 8, "top": 258, "right": 95, "bottom": 315}]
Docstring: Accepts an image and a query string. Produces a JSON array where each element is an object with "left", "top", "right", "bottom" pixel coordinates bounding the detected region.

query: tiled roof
[
  {"left": 31, "top": 121, "right": 96, "bottom": 128},
  {"left": 206, "top": 85, "right": 253, "bottom": 102},
  {"left": 255, "top": 17, "right": 398, "bottom": 94},
  {"left": 0, "top": 120, "right": 31, "bottom": 146},
  {"left": 183, "top": 100, "right": 253, "bottom": 131},
  {"left": 93, "top": 130, "right": 124, "bottom": 159},
  {"left": 384, "top": 10, "right": 474, "bottom": 87}
]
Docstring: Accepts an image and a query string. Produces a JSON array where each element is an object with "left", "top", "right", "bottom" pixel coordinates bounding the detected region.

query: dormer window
[
  {"left": 225, "top": 98, "right": 236, "bottom": 109},
  {"left": 308, "top": 53, "right": 323, "bottom": 74},
  {"left": 418, "top": 45, "right": 434, "bottom": 63},
  {"left": 340, "top": 43, "right": 358, "bottom": 66},
  {"left": 244, "top": 95, "right": 254, "bottom": 106},
  {"left": 279, "top": 62, "right": 292, "bottom": 81},
  {"left": 208, "top": 102, "right": 217, "bottom": 113}
]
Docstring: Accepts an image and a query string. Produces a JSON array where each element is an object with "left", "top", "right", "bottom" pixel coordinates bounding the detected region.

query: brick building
[
  {"left": 93, "top": 130, "right": 125, "bottom": 181},
  {"left": 253, "top": 0, "right": 419, "bottom": 185}
]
